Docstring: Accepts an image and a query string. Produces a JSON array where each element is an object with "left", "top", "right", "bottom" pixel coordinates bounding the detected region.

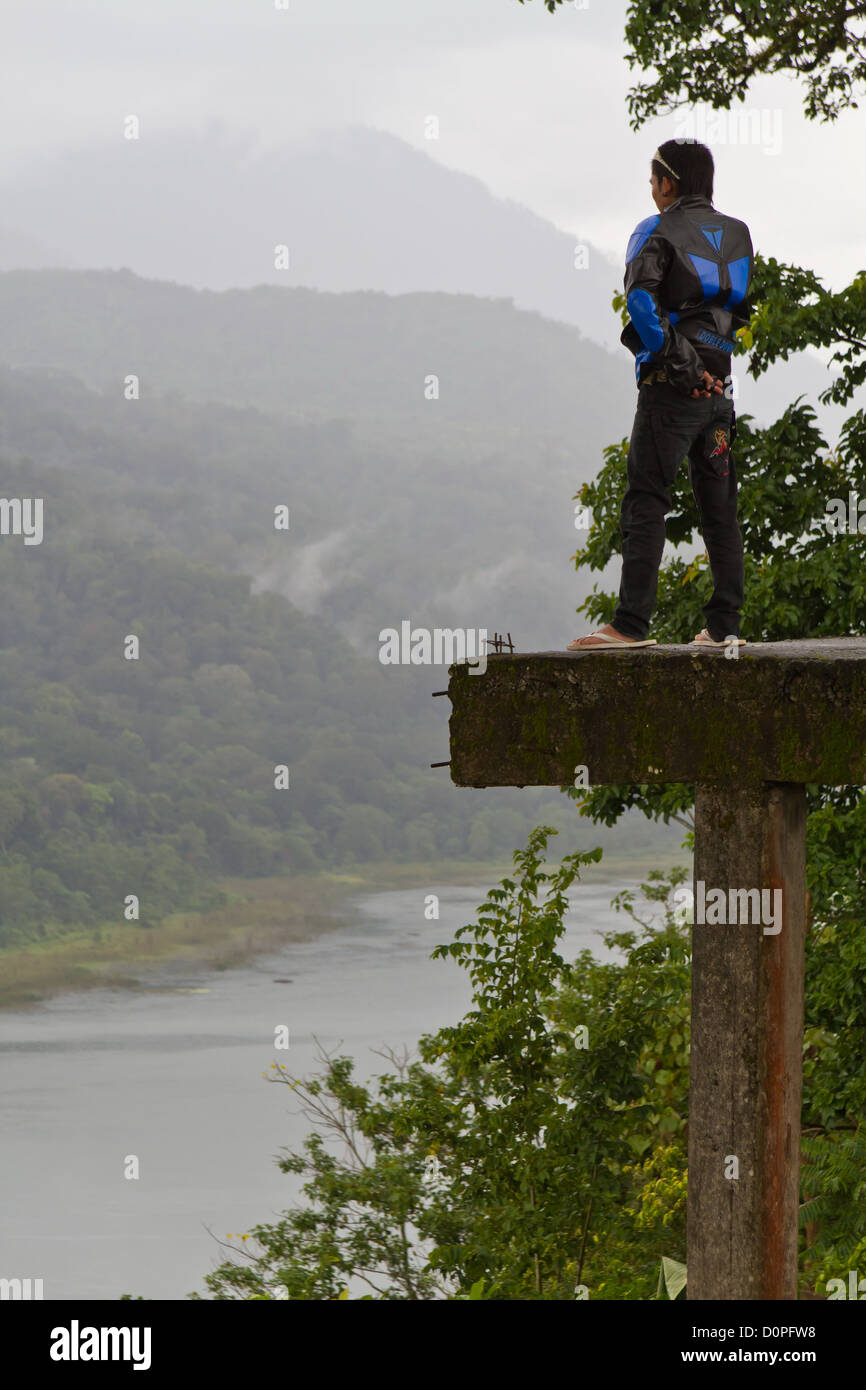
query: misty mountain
[
  {"left": 0, "top": 123, "right": 852, "bottom": 438},
  {"left": 0, "top": 124, "right": 626, "bottom": 348},
  {"left": 0, "top": 257, "right": 852, "bottom": 923},
  {"left": 0, "top": 127, "right": 856, "bottom": 436},
  {"left": 0, "top": 270, "right": 631, "bottom": 652},
  {"left": 0, "top": 268, "right": 854, "bottom": 656}
]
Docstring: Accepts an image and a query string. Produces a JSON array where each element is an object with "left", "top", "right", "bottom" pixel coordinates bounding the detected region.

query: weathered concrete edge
[{"left": 446, "top": 650, "right": 866, "bottom": 787}]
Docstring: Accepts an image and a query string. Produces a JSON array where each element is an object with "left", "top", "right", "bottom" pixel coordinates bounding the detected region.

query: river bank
[
  {"left": 0, "top": 847, "right": 689, "bottom": 1010},
  {"left": 0, "top": 872, "right": 664, "bottom": 1300}
]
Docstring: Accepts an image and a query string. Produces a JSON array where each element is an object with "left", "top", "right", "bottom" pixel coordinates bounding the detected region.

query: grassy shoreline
[{"left": 0, "top": 848, "right": 690, "bottom": 1010}]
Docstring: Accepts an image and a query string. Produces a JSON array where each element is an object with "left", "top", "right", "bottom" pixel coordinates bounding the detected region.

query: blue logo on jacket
[{"left": 701, "top": 224, "right": 724, "bottom": 252}]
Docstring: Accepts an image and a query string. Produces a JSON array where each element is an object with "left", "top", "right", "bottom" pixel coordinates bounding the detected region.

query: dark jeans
[{"left": 613, "top": 381, "right": 744, "bottom": 642}]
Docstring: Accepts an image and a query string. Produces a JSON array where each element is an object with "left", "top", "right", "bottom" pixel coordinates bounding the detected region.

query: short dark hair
[{"left": 651, "top": 139, "right": 714, "bottom": 201}]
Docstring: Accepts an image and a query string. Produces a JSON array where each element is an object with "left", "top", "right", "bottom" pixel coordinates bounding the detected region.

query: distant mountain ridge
[
  {"left": 0, "top": 272, "right": 630, "bottom": 653},
  {"left": 0, "top": 264, "right": 856, "bottom": 660},
  {"left": 0, "top": 124, "right": 625, "bottom": 350},
  {"left": 0, "top": 119, "right": 852, "bottom": 438},
  {"left": 0, "top": 266, "right": 625, "bottom": 438}
]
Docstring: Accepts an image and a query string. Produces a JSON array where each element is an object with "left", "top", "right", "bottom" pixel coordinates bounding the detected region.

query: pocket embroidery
[{"left": 708, "top": 426, "right": 729, "bottom": 460}]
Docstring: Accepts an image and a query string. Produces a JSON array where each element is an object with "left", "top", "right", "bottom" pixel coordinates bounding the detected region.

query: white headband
[{"left": 653, "top": 148, "right": 680, "bottom": 181}]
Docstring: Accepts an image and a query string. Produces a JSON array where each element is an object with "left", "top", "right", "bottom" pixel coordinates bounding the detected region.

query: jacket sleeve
[
  {"left": 727, "top": 233, "right": 755, "bottom": 341},
  {"left": 621, "top": 226, "right": 707, "bottom": 393}
]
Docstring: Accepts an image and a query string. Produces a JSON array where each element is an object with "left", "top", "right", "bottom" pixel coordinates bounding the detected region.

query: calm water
[{"left": 0, "top": 878, "right": 641, "bottom": 1300}]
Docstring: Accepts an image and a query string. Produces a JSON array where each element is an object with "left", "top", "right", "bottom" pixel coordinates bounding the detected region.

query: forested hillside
[
  {"left": 0, "top": 489, "right": 586, "bottom": 947},
  {"left": 0, "top": 268, "right": 621, "bottom": 434},
  {"left": 0, "top": 268, "right": 687, "bottom": 950},
  {"left": 0, "top": 273, "right": 632, "bottom": 651}
]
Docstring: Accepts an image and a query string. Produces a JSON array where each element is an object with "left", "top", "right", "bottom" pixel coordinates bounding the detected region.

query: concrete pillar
[
  {"left": 689, "top": 780, "right": 806, "bottom": 1299},
  {"left": 445, "top": 639, "right": 866, "bottom": 1299}
]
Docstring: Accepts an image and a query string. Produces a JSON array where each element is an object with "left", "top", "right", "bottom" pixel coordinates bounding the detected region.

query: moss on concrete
[{"left": 447, "top": 641, "right": 866, "bottom": 789}]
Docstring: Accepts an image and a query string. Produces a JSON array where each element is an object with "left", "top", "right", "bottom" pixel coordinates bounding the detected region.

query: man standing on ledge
[{"left": 570, "top": 139, "right": 753, "bottom": 650}]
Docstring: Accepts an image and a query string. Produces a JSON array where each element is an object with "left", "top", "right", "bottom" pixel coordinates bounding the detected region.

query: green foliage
[
  {"left": 3, "top": 443, "right": 618, "bottom": 948},
  {"left": 801, "top": 1127, "right": 866, "bottom": 1291},
  {"left": 748, "top": 259, "right": 866, "bottom": 408},
  {"left": 192, "top": 834, "right": 696, "bottom": 1300},
  {"left": 523, "top": 0, "right": 866, "bottom": 1287},
  {"left": 565, "top": 80, "right": 866, "bottom": 1006},
  {"left": 0, "top": 529, "right": 568, "bottom": 946},
  {"left": 799, "top": 817, "right": 866, "bottom": 1288},
  {"left": 618, "top": 2, "right": 866, "bottom": 127},
  {"left": 192, "top": 829, "right": 866, "bottom": 1299},
  {"left": 567, "top": 380, "right": 866, "bottom": 837},
  {"left": 188, "top": 0, "right": 866, "bottom": 1300},
  {"left": 0, "top": 258, "right": 641, "bottom": 943}
]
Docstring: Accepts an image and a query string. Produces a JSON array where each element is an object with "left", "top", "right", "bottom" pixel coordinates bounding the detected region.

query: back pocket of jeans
[
  {"left": 648, "top": 410, "right": 690, "bottom": 477},
  {"left": 700, "top": 420, "right": 732, "bottom": 477}
]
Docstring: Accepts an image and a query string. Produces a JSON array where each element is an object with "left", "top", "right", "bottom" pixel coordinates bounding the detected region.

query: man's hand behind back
[{"left": 691, "top": 370, "right": 725, "bottom": 398}]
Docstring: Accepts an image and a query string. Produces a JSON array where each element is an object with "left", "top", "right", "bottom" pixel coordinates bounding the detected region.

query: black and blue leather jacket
[{"left": 621, "top": 193, "right": 754, "bottom": 394}]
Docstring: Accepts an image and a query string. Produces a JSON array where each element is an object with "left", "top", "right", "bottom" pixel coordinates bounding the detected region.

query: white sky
[{"left": 1, "top": 0, "right": 862, "bottom": 288}]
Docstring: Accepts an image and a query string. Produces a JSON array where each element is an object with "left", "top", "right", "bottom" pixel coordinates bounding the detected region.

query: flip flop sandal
[
  {"left": 691, "top": 628, "right": 747, "bottom": 647},
  {"left": 567, "top": 632, "right": 657, "bottom": 650}
]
